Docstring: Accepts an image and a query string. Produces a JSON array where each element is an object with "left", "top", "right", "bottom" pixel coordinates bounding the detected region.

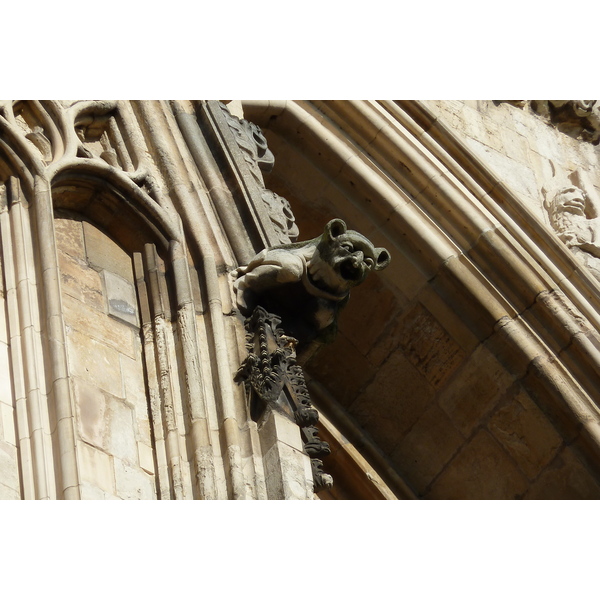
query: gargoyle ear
[
  {"left": 374, "top": 248, "right": 391, "bottom": 270},
  {"left": 325, "top": 219, "right": 347, "bottom": 240}
]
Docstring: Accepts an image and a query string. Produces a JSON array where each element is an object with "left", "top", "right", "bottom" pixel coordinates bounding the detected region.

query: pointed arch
[
  {"left": 49, "top": 159, "right": 181, "bottom": 251},
  {"left": 240, "top": 100, "right": 600, "bottom": 498}
]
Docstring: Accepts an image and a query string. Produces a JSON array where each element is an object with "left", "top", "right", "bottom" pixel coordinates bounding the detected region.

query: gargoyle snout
[
  {"left": 352, "top": 250, "right": 365, "bottom": 265},
  {"left": 339, "top": 252, "right": 369, "bottom": 282}
]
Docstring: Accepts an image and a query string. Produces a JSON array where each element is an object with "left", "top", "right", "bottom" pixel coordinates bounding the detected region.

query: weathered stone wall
[{"left": 424, "top": 101, "right": 600, "bottom": 223}]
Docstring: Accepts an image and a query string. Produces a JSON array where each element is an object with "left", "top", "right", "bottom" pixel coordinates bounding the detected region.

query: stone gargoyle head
[
  {"left": 308, "top": 218, "right": 391, "bottom": 295},
  {"left": 234, "top": 218, "right": 391, "bottom": 347}
]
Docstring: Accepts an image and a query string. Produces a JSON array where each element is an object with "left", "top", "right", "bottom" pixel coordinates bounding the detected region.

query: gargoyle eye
[{"left": 341, "top": 242, "right": 353, "bottom": 252}]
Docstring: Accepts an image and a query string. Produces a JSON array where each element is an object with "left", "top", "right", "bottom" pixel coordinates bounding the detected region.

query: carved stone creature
[
  {"left": 544, "top": 184, "right": 600, "bottom": 280},
  {"left": 546, "top": 186, "right": 600, "bottom": 253},
  {"left": 234, "top": 218, "right": 391, "bottom": 346}
]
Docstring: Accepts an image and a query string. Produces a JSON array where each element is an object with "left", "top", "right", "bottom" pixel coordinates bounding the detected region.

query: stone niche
[{"left": 55, "top": 211, "right": 156, "bottom": 500}]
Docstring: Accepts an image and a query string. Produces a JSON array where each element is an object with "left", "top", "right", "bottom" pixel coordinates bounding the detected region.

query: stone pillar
[{"left": 258, "top": 407, "right": 314, "bottom": 500}]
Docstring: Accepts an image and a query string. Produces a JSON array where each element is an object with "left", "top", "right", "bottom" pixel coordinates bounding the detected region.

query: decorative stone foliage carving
[
  {"left": 219, "top": 103, "right": 276, "bottom": 179},
  {"left": 216, "top": 101, "right": 299, "bottom": 244},
  {"left": 235, "top": 306, "right": 333, "bottom": 491},
  {"left": 234, "top": 218, "right": 391, "bottom": 347},
  {"left": 260, "top": 189, "right": 298, "bottom": 244},
  {"left": 499, "top": 100, "right": 600, "bottom": 144}
]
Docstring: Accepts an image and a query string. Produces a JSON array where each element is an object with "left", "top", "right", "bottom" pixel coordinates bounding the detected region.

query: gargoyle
[{"left": 234, "top": 218, "right": 391, "bottom": 348}]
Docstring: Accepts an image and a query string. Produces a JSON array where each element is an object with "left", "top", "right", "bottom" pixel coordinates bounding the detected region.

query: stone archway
[{"left": 240, "top": 100, "right": 600, "bottom": 499}]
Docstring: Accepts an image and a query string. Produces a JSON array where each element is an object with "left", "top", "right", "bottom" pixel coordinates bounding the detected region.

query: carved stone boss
[{"left": 234, "top": 218, "right": 391, "bottom": 491}]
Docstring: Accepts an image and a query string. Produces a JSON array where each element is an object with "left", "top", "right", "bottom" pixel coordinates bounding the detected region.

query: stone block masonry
[{"left": 56, "top": 213, "right": 156, "bottom": 500}]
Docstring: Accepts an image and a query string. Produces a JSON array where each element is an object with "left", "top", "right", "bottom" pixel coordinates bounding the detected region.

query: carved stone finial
[{"left": 234, "top": 218, "right": 391, "bottom": 347}]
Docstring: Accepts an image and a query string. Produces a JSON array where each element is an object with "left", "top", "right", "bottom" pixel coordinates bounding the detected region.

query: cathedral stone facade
[{"left": 2, "top": 100, "right": 600, "bottom": 499}]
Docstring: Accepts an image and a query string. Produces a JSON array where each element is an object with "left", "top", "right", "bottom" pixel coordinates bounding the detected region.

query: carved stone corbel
[{"left": 234, "top": 305, "right": 333, "bottom": 491}]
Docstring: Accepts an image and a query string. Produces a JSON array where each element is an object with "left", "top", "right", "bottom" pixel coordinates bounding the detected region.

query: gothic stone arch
[
  {"left": 3, "top": 100, "right": 600, "bottom": 499},
  {"left": 240, "top": 100, "right": 600, "bottom": 499}
]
